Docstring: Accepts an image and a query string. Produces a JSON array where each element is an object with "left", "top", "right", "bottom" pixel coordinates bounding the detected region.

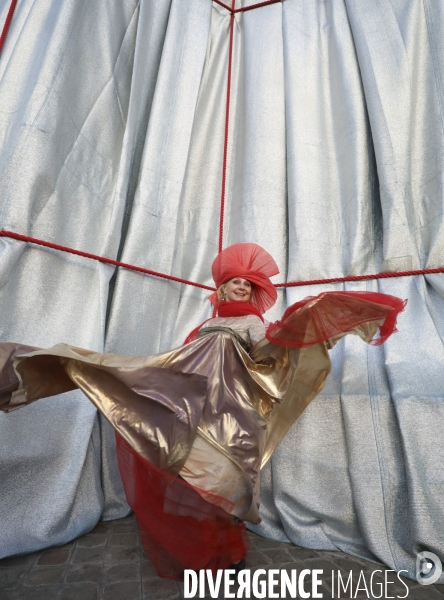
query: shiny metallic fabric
[{"left": 1, "top": 317, "right": 380, "bottom": 527}]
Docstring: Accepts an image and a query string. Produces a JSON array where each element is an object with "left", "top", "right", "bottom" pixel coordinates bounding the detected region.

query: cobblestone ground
[{"left": 1, "top": 514, "right": 443, "bottom": 600}]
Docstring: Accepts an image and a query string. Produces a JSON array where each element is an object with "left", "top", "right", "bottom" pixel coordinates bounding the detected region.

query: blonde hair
[{"left": 217, "top": 284, "right": 227, "bottom": 303}]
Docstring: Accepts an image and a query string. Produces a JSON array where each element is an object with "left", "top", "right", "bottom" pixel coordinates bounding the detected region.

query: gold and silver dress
[{"left": 0, "top": 291, "right": 405, "bottom": 577}]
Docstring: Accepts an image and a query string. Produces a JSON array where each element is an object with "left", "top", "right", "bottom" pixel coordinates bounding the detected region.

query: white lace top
[{"left": 200, "top": 314, "right": 267, "bottom": 347}]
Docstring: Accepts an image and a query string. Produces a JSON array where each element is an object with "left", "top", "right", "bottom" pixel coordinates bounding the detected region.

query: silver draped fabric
[{"left": 0, "top": 0, "right": 443, "bottom": 582}]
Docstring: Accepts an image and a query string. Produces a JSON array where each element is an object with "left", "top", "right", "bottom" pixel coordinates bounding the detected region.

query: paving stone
[
  {"left": 141, "top": 558, "right": 159, "bottom": 579},
  {"left": 3, "top": 517, "right": 443, "bottom": 600},
  {"left": 0, "top": 567, "right": 24, "bottom": 588},
  {"left": 37, "top": 549, "right": 71, "bottom": 566},
  {"left": 108, "top": 533, "right": 139, "bottom": 547},
  {"left": 261, "top": 548, "right": 294, "bottom": 564},
  {"left": 304, "top": 557, "right": 346, "bottom": 574},
  {"left": 0, "top": 554, "right": 37, "bottom": 569},
  {"left": 113, "top": 522, "right": 137, "bottom": 534},
  {"left": 117, "top": 515, "right": 136, "bottom": 524},
  {"left": 18, "top": 584, "right": 59, "bottom": 599},
  {"left": 25, "top": 566, "right": 65, "bottom": 586},
  {"left": 329, "top": 553, "right": 371, "bottom": 572},
  {"left": 252, "top": 536, "right": 287, "bottom": 550},
  {"left": 0, "top": 587, "right": 17, "bottom": 600},
  {"left": 71, "top": 547, "right": 106, "bottom": 564},
  {"left": 245, "top": 551, "right": 272, "bottom": 568},
  {"left": 143, "top": 578, "right": 179, "bottom": 600},
  {"left": 406, "top": 585, "right": 444, "bottom": 599},
  {"left": 76, "top": 533, "right": 108, "bottom": 548},
  {"left": 104, "top": 562, "right": 140, "bottom": 583},
  {"left": 104, "top": 581, "right": 142, "bottom": 600},
  {"left": 286, "top": 546, "right": 322, "bottom": 562},
  {"left": 64, "top": 564, "right": 102, "bottom": 584},
  {"left": 91, "top": 521, "right": 113, "bottom": 534},
  {"left": 275, "top": 561, "right": 313, "bottom": 575},
  {"left": 138, "top": 548, "right": 147, "bottom": 560},
  {"left": 104, "top": 545, "right": 140, "bottom": 564},
  {"left": 58, "top": 541, "right": 76, "bottom": 550},
  {"left": 58, "top": 583, "right": 99, "bottom": 600}
]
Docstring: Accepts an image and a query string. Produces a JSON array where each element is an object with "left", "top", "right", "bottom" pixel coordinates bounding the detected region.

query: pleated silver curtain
[{"left": 0, "top": 0, "right": 443, "bottom": 581}]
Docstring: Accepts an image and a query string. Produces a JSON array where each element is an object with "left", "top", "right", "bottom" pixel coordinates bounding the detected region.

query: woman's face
[{"left": 224, "top": 277, "right": 252, "bottom": 302}]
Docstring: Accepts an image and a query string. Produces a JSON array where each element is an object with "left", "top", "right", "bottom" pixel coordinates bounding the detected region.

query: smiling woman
[
  {"left": 0, "top": 243, "right": 406, "bottom": 579},
  {"left": 220, "top": 277, "right": 252, "bottom": 302}
]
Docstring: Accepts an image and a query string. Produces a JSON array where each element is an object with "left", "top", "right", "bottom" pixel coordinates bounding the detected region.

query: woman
[{"left": 0, "top": 243, "right": 406, "bottom": 579}]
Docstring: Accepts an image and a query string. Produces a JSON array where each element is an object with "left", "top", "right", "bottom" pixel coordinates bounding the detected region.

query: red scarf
[
  {"left": 217, "top": 301, "right": 264, "bottom": 321},
  {"left": 184, "top": 301, "right": 264, "bottom": 344}
]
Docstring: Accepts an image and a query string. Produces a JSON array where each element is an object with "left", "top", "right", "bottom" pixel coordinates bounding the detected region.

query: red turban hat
[{"left": 209, "top": 243, "right": 279, "bottom": 314}]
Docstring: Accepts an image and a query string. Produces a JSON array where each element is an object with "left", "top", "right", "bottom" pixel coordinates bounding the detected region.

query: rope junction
[
  {"left": 214, "top": 0, "right": 283, "bottom": 14},
  {"left": 1, "top": 0, "right": 442, "bottom": 291}
]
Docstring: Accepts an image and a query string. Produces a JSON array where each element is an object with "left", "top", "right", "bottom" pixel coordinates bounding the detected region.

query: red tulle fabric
[
  {"left": 266, "top": 291, "right": 407, "bottom": 347},
  {"left": 184, "top": 301, "right": 264, "bottom": 344},
  {"left": 209, "top": 243, "right": 279, "bottom": 313},
  {"left": 115, "top": 433, "right": 249, "bottom": 580}
]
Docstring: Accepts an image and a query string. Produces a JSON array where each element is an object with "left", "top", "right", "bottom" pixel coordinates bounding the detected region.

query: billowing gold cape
[{"left": 0, "top": 317, "right": 382, "bottom": 524}]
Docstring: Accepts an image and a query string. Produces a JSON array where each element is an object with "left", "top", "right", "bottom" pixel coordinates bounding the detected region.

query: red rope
[
  {"left": 275, "top": 267, "right": 444, "bottom": 288},
  {"left": 0, "top": 0, "right": 18, "bottom": 54},
  {"left": 213, "top": 0, "right": 232, "bottom": 11},
  {"left": 218, "top": 0, "right": 236, "bottom": 253},
  {"left": 234, "top": 0, "right": 282, "bottom": 14},
  {"left": 1, "top": 3, "right": 441, "bottom": 292},
  {"left": 215, "top": 0, "right": 283, "bottom": 253},
  {"left": 2, "top": 229, "right": 443, "bottom": 290},
  {"left": 0, "top": 230, "right": 216, "bottom": 291},
  {"left": 213, "top": 0, "right": 282, "bottom": 13}
]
